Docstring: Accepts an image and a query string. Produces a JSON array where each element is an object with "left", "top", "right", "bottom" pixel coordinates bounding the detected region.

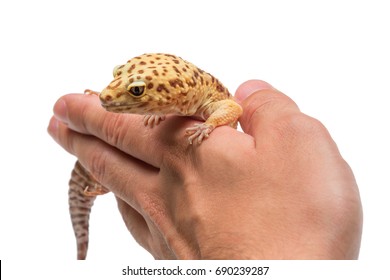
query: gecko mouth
[{"left": 101, "top": 102, "right": 146, "bottom": 113}]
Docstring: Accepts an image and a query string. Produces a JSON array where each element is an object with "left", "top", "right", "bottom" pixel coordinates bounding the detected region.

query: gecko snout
[{"left": 99, "top": 90, "right": 113, "bottom": 104}]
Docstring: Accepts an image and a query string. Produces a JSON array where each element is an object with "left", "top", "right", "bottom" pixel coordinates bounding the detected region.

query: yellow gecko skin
[
  {"left": 99, "top": 53, "right": 243, "bottom": 144},
  {"left": 69, "top": 53, "right": 242, "bottom": 259}
]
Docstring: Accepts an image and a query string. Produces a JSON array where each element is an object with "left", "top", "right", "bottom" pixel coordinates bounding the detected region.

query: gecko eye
[{"left": 127, "top": 81, "right": 146, "bottom": 97}]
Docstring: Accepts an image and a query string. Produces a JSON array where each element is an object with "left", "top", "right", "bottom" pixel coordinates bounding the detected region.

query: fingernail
[
  {"left": 235, "top": 80, "right": 274, "bottom": 101},
  {"left": 54, "top": 99, "right": 68, "bottom": 124}
]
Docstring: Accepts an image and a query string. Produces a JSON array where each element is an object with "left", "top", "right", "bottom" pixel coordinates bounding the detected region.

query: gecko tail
[{"left": 68, "top": 161, "right": 98, "bottom": 260}]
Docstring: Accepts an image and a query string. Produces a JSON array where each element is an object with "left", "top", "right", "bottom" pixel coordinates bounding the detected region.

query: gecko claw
[
  {"left": 185, "top": 123, "right": 214, "bottom": 144},
  {"left": 83, "top": 184, "right": 109, "bottom": 196},
  {"left": 143, "top": 115, "right": 166, "bottom": 128}
]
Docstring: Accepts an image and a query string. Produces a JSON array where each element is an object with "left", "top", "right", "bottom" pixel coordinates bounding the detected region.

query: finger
[
  {"left": 116, "top": 197, "right": 152, "bottom": 252},
  {"left": 235, "top": 80, "right": 301, "bottom": 141},
  {"left": 52, "top": 93, "right": 182, "bottom": 168},
  {"left": 235, "top": 79, "right": 274, "bottom": 101},
  {"left": 117, "top": 196, "right": 180, "bottom": 259},
  {"left": 48, "top": 116, "right": 159, "bottom": 208}
]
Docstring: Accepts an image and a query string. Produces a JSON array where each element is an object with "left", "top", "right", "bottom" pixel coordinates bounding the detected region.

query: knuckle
[
  {"left": 101, "top": 114, "right": 129, "bottom": 148},
  {"left": 86, "top": 148, "right": 109, "bottom": 184},
  {"left": 273, "top": 113, "right": 330, "bottom": 144},
  {"left": 291, "top": 114, "right": 328, "bottom": 137}
]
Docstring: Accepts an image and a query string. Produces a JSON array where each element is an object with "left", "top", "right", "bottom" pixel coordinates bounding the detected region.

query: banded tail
[{"left": 68, "top": 161, "right": 108, "bottom": 260}]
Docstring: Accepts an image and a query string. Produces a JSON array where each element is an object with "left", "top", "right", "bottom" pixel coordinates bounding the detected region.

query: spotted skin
[
  {"left": 69, "top": 53, "right": 242, "bottom": 259},
  {"left": 69, "top": 161, "right": 100, "bottom": 260}
]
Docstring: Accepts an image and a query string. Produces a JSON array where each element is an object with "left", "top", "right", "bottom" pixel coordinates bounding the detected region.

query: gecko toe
[
  {"left": 185, "top": 123, "right": 213, "bottom": 145},
  {"left": 143, "top": 115, "right": 166, "bottom": 128}
]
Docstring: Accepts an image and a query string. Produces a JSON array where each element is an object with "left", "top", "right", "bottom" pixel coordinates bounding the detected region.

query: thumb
[{"left": 235, "top": 80, "right": 300, "bottom": 140}]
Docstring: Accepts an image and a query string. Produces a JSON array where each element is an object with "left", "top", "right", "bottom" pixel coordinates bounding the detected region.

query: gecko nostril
[{"left": 100, "top": 94, "right": 112, "bottom": 103}]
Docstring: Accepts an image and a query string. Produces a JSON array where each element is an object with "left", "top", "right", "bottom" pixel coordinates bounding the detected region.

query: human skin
[{"left": 48, "top": 80, "right": 363, "bottom": 259}]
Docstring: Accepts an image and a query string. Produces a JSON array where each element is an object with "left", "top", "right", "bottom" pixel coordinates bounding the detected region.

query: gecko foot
[
  {"left": 83, "top": 184, "right": 109, "bottom": 196},
  {"left": 185, "top": 123, "right": 214, "bottom": 145},
  {"left": 143, "top": 115, "right": 166, "bottom": 128}
]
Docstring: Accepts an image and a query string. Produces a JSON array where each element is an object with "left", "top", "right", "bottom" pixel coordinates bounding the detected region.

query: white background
[{"left": 0, "top": 0, "right": 389, "bottom": 278}]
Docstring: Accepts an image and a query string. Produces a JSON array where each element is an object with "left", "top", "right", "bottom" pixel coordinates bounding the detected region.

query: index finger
[{"left": 53, "top": 93, "right": 177, "bottom": 168}]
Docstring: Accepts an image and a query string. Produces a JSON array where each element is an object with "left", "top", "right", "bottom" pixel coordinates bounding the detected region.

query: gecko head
[
  {"left": 99, "top": 80, "right": 150, "bottom": 113},
  {"left": 99, "top": 54, "right": 187, "bottom": 115}
]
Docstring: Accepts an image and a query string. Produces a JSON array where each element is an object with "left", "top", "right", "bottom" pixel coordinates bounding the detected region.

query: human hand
[{"left": 48, "top": 80, "right": 362, "bottom": 259}]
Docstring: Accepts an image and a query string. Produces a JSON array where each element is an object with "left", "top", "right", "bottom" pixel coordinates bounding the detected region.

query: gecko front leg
[{"left": 185, "top": 99, "right": 243, "bottom": 144}]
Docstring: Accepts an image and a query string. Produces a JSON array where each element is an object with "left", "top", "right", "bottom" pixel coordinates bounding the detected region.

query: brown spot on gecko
[
  {"left": 182, "top": 67, "right": 187, "bottom": 72},
  {"left": 103, "top": 95, "right": 112, "bottom": 102},
  {"left": 150, "top": 60, "right": 155, "bottom": 64},
  {"left": 138, "top": 70, "right": 144, "bottom": 74},
  {"left": 145, "top": 76, "right": 153, "bottom": 81},
  {"left": 111, "top": 76, "right": 121, "bottom": 82},
  {"left": 169, "top": 79, "right": 184, "bottom": 88},
  {"left": 107, "top": 80, "right": 122, "bottom": 90},
  {"left": 157, "top": 84, "right": 170, "bottom": 93},
  {"left": 173, "top": 59, "right": 180, "bottom": 64},
  {"left": 216, "top": 82, "right": 224, "bottom": 92},
  {"left": 147, "top": 83, "right": 153, "bottom": 89},
  {"left": 197, "top": 67, "right": 204, "bottom": 74},
  {"left": 186, "top": 77, "right": 195, "bottom": 87},
  {"left": 139, "top": 61, "right": 147, "bottom": 65},
  {"left": 129, "top": 78, "right": 134, "bottom": 84},
  {"left": 165, "top": 54, "right": 178, "bottom": 59},
  {"left": 172, "top": 66, "right": 181, "bottom": 74},
  {"left": 127, "top": 64, "right": 136, "bottom": 73},
  {"left": 153, "top": 70, "right": 159, "bottom": 76}
]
